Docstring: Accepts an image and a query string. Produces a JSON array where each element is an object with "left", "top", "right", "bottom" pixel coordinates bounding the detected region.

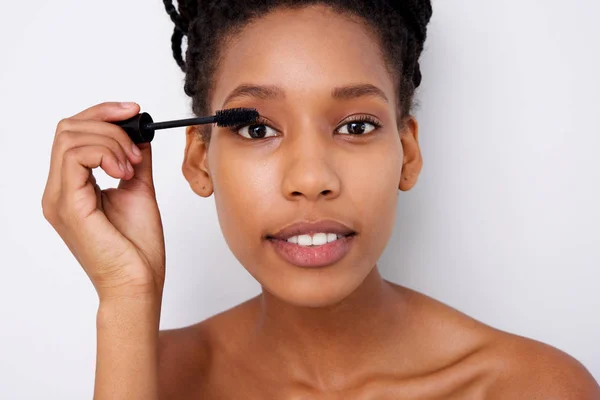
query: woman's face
[{"left": 183, "top": 5, "right": 422, "bottom": 307}]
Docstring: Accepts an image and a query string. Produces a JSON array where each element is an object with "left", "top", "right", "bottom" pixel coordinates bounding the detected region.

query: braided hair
[{"left": 163, "top": 0, "right": 432, "bottom": 127}]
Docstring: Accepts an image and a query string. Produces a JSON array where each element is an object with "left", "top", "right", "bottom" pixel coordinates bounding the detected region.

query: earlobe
[
  {"left": 182, "top": 125, "right": 213, "bottom": 197},
  {"left": 399, "top": 116, "right": 423, "bottom": 191}
]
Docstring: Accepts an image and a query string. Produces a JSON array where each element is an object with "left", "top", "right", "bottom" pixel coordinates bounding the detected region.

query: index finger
[{"left": 70, "top": 102, "right": 140, "bottom": 122}]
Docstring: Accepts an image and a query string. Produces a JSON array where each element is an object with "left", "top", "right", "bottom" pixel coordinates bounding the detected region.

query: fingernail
[
  {"left": 131, "top": 143, "right": 142, "bottom": 157},
  {"left": 119, "top": 102, "right": 136, "bottom": 109},
  {"left": 118, "top": 162, "right": 125, "bottom": 173},
  {"left": 127, "top": 160, "right": 134, "bottom": 173}
]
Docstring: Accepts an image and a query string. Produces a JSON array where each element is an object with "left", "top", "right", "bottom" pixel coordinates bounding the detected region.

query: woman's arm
[
  {"left": 94, "top": 294, "right": 162, "bottom": 400},
  {"left": 41, "top": 102, "right": 167, "bottom": 398}
]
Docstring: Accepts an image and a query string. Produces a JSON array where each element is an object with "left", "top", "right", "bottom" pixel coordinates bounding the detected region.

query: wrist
[
  {"left": 98, "top": 294, "right": 162, "bottom": 328},
  {"left": 97, "top": 276, "right": 164, "bottom": 305}
]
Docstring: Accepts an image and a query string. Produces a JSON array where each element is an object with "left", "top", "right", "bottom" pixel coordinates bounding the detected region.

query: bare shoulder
[
  {"left": 157, "top": 320, "right": 212, "bottom": 399},
  {"left": 396, "top": 285, "right": 600, "bottom": 399},
  {"left": 482, "top": 333, "right": 600, "bottom": 399},
  {"left": 157, "top": 296, "right": 260, "bottom": 399}
]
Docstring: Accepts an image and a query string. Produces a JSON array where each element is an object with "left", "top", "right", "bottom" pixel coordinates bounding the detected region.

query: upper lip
[{"left": 267, "top": 219, "right": 356, "bottom": 240}]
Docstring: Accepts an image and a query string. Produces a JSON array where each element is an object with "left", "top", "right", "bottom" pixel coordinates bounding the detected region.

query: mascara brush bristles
[
  {"left": 144, "top": 108, "right": 259, "bottom": 131},
  {"left": 215, "top": 108, "right": 260, "bottom": 127}
]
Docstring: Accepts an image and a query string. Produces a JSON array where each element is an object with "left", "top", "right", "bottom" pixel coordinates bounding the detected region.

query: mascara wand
[{"left": 113, "top": 108, "right": 260, "bottom": 144}]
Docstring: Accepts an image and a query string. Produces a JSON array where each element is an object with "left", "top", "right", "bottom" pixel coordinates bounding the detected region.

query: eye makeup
[{"left": 228, "top": 114, "right": 384, "bottom": 140}]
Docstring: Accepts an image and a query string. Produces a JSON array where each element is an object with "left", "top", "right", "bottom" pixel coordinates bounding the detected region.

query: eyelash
[{"left": 228, "top": 115, "right": 384, "bottom": 139}]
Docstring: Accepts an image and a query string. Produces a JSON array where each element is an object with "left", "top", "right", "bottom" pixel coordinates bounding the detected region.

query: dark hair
[{"left": 163, "top": 0, "right": 432, "bottom": 136}]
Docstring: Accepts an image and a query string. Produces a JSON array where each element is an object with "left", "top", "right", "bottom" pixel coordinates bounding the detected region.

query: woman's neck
[{"left": 251, "top": 266, "right": 412, "bottom": 386}]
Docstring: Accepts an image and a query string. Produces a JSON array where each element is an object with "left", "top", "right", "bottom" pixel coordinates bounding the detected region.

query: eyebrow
[{"left": 222, "top": 83, "right": 389, "bottom": 106}]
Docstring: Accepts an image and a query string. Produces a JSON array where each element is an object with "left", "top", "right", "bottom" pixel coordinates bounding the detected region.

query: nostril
[{"left": 288, "top": 189, "right": 334, "bottom": 198}]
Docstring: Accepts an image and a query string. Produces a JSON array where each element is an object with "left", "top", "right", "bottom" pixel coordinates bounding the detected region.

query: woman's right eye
[{"left": 232, "top": 123, "right": 278, "bottom": 140}]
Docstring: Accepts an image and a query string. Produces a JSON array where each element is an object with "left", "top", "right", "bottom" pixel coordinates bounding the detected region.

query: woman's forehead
[{"left": 211, "top": 5, "right": 395, "bottom": 110}]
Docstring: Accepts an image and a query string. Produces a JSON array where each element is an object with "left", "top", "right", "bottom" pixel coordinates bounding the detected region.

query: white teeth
[
  {"left": 312, "top": 233, "right": 327, "bottom": 246},
  {"left": 286, "top": 232, "right": 343, "bottom": 246},
  {"left": 297, "top": 234, "right": 312, "bottom": 246}
]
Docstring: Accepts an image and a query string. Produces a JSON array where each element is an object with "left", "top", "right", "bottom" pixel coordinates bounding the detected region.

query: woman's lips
[
  {"left": 268, "top": 220, "right": 355, "bottom": 240},
  {"left": 267, "top": 234, "right": 356, "bottom": 268}
]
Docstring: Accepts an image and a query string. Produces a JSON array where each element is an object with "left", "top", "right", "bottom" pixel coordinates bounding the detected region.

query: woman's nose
[{"left": 280, "top": 132, "right": 341, "bottom": 202}]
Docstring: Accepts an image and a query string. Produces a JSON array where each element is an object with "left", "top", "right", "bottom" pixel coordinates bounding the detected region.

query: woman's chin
[{"left": 258, "top": 269, "right": 371, "bottom": 308}]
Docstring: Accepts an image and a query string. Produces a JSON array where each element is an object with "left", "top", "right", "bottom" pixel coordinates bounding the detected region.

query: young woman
[{"left": 42, "top": 0, "right": 599, "bottom": 398}]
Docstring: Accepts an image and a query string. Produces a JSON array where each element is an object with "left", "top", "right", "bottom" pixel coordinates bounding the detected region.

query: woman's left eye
[{"left": 336, "top": 116, "right": 382, "bottom": 135}]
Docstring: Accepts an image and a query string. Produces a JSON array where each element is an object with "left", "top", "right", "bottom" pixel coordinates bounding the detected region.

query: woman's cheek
[
  {"left": 344, "top": 142, "right": 401, "bottom": 245},
  {"left": 345, "top": 138, "right": 401, "bottom": 195},
  {"left": 213, "top": 148, "right": 279, "bottom": 237}
]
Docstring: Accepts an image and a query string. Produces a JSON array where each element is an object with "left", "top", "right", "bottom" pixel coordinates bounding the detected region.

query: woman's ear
[
  {"left": 182, "top": 125, "right": 213, "bottom": 197},
  {"left": 399, "top": 115, "right": 423, "bottom": 191}
]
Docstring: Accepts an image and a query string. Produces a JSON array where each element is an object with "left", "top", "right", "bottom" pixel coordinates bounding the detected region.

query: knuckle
[
  {"left": 55, "top": 130, "right": 75, "bottom": 150},
  {"left": 63, "top": 146, "right": 93, "bottom": 167},
  {"left": 56, "top": 118, "right": 72, "bottom": 133},
  {"left": 62, "top": 146, "right": 79, "bottom": 162}
]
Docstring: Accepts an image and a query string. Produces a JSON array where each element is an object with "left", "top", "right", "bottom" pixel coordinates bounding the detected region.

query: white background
[{"left": 0, "top": 0, "right": 598, "bottom": 397}]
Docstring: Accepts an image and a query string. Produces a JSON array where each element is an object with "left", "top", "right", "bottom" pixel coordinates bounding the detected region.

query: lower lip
[{"left": 267, "top": 234, "right": 356, "bottom": 268}]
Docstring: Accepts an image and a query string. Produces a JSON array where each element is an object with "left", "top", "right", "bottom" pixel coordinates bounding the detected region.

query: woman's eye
[
  {"left": 234, "top": 123, "right": 278, "bottom": 139},
  {"left": 337, "top": 118, "right": 380, "bottom": 135}
]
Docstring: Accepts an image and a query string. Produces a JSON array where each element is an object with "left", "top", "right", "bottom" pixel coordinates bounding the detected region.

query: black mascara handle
[{"left": 113, "top": 112, "right": 155, "bottom": 144}]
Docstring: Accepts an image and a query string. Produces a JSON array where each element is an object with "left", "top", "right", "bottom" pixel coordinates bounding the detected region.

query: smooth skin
[{"left": 43, "top": 4, "right": 600, "bottom": 399}]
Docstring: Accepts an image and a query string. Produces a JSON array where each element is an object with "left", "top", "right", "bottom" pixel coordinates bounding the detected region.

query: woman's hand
[{"left": 42, "top": 102, "right": 166, "bottom": 301}]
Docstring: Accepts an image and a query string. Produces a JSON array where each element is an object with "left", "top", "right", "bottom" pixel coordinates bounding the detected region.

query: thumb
[{"left": 118, "top": 142, "right": 155, "bottom": 192}]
